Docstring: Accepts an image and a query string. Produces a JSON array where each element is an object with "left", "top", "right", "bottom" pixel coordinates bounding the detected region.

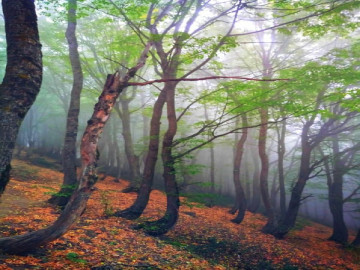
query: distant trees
[
  {"left": 271, "top": 60, "right": 360, "bottom": 239},
  {"left": 0, "top": 0, "right": 42, "bottom": 195}
]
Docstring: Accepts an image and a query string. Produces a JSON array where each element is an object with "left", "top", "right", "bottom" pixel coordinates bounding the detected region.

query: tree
[
  {"left": 49, "top": 0, "right": 84, "bottom": 207},
  {"left": 0, "top": 0, "right": 42, "bottom": 195},
  {"left": 271, "top": 61, "right": 360, "bottom": 238},
  {"left": 230, "top": 114, "right": 248, "bottom": 223},
  {"left": 115, "top": 0, "right": 242, "bottom": 228},
  {"left": 0, "top": 43, "right": 152, "bottom": 254},
  {"left": 115, "top": 87, "right": 142, "bottom": 192}
]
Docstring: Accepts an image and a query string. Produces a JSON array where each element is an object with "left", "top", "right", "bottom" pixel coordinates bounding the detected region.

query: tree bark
[
  {"left": 0, "top": 0, "right": 42, "bottom": 195},
  {"left": 114, "top": 95, "right": 141, "bottom": 192},
  {"left": 231, "top": 114, "right": 248, "bottom": 224},
  {"left": 204, "top": 104, "right": 215, "bottom": 206},
  {"left": 276, "top": 118, "right": 287, "bottom": 217},
  {"left": 0, "top": 73, "right": 118, "bottom": 253},
  {"left": 49, "top": 0, "right": 83, "bottom": 207},
  {"left": 248, "top": 131, "right": 261, "bottom": 212},
  {"left": 273, "top": 122, "right": 313, "bottom": 238},
  {"left": 141, "top": 91, "right": 149, "bottom": 166},
  {"left": 115, "top": 87, "right": 167, "bottom": 219},
  {"left": 141, "top": 81, "right": 180, "bottom": 236},
  {"left": 328, "top": 138, "right": 348, "bottom": 243},
  {"left": 258, "top": 107, "right": 276, "bottom": 233}
]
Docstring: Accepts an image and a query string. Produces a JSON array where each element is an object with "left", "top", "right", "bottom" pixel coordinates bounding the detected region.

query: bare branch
[{"left": 128, "top": 75, "right": 289, "bottom": 86}]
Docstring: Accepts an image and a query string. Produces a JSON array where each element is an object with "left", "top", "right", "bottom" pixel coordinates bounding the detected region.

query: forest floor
[{"left": 0, "top": 157, "right": 359, "bottom": 270}]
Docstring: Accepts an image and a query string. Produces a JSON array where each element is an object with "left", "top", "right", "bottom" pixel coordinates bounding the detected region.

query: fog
[{"left": 7, "top": 0, "right": 360, "bottom": 241}]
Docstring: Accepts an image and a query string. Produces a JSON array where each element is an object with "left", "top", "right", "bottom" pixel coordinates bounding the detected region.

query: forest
[{"left": 0, "top": 0, "right": 360, "bottom": 269}]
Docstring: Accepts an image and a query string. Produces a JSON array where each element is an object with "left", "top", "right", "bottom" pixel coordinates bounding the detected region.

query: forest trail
[{"left": 0, "top": 158, "right": 359, "bottom": 270}]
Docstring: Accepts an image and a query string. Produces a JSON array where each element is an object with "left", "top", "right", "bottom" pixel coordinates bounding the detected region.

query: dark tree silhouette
[{"left": 0, "top": 0, "right": 42, "bottom": 195}]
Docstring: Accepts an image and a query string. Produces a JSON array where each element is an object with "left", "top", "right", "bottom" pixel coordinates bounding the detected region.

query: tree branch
[{"left": 127, "top": 75, "right": 289, "bottom": 86}]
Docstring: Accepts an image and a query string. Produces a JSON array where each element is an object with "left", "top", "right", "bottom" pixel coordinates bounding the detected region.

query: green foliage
[
  {"left": 270, "top": 0, "right": 360, "bottom": 38},
  {"left": 45, "top": 184, "right": 77, "bottom": 197},
  {"left": 66, "top": 252, "right": 87, "bottom": 264},
  {"left": 99, "top": 190, "right": 114, "bottom": 216}
]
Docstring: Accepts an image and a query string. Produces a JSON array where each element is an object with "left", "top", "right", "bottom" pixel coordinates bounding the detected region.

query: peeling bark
[{"left": 0, "top": 43, "right": 151, "bottom": 254}]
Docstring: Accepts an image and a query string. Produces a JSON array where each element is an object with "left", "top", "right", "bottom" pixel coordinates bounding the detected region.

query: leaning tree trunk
[
  {"left": 141, "top": 82, "right": 180, "bottom": 236},
  {"left": 0, "top": 44, "right": 151, "bottom": 254},
  {"left": 231, "top": 114, "right": 248, "bottom": 224},
  {"left": 49, "top": 0, "right": 83, "bottom": 207},
  {"left": 0, "top": 0, "right": 42, "bottom": 195},
  {"left": 115, "top": 87, "right": 167, "bottom": 219}
]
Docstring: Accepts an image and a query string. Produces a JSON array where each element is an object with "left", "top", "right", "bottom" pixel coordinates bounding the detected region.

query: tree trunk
[
  {"left": 141, "top": 91, "right": 149, "bottom": 166},
  {"left": 328, "top": 138, "right": 348, "bottom": 243},
  {"left": 248, "top": 132, "right": 261, "bottom": 212},
  {"left": 258, "top": 107, "right": 276, "bottom": 233},
  {"left": 231, "top": 114, "right": 248, "bottom": 224},
  {"left": 111, "top": 118, "right": 122, "bottom": 180},
  {"left": 204, "top": 104, "right": 215, "bottom": 206},
  {"left": 0, "top": 74, "right": 116, "bottom": 253},
  {"left": 0, "top": 0, "right": 42, "bottom": 195},
  {"left": 328, "top": 179, "right": 348, "bottom": 243},
  {"left": 270, "top": 170, "right": 279, "bottom": 208},
  {"left": 0, "top": 43, "right": 151, "bottom": 254},
  {"left": 49, "top": 0, "right": 83, "bottom": 207},
  {"left": 277, "top": 118, "right": 286, "bottom": 217},
  {"left": 141, "top": 82, "right": 180, "bottom": 236},
  {"left": 115, "top": 87, "right": 167, "bottom": 219},
  {"left": 273, "top": 124, "right": 313, "bottom": 238},
  {"left": 114, "top": 96, "right": 141, "bottom": 192},
  {"left": 244, "top": 162, "right": 251, "bottom": 202}
]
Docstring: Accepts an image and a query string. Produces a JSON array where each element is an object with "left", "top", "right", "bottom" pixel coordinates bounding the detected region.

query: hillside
[{"left": 0, "top": 158, "right": 359, "bottom": 270}]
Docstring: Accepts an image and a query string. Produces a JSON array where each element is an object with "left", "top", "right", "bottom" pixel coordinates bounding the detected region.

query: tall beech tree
[
  {"left": 320, "top": 127, "right": 360, "bottom": 244},
  {"left": 49, "top": 0, "right": 84, "bottom": 207},
  {"left": 0, "top": 0, "right": 42, "bottom": 195},
  {"left": 115, "top": 0, "right": 244, "bottom": 231}
]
